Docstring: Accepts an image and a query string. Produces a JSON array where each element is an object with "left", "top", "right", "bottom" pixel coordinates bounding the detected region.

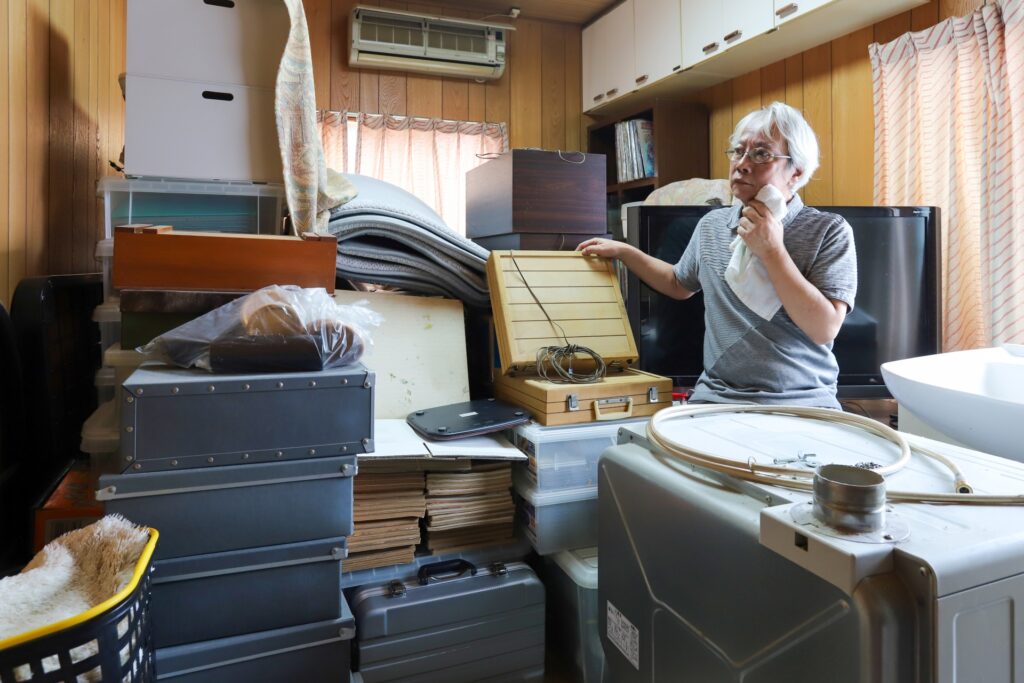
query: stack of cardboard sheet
[
  {"left": 347, "top": 471, "right": 426, "bottom": 572},
  {"left": 424, "top": 462, "right": 515, "bottom": 552}
]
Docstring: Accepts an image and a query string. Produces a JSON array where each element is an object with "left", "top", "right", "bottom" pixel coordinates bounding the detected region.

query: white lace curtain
[
  {"left": 870, "top": 0, "right": 1024, "bottom": 350},
  {"left": 317, "top": 111, "right": 508, "bottom": 236}
]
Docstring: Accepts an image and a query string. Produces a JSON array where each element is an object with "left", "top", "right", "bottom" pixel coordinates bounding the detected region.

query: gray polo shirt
[{"left": 672, "top": 193, "right": 857, "bottom": 408}]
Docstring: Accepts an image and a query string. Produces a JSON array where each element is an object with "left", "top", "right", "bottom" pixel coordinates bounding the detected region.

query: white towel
[{"left": 725, "top": 185, "right": 788, "bottom": 320}]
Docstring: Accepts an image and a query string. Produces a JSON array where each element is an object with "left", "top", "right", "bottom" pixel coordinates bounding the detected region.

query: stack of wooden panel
[
  {"left": 348, "top": 471, "right": 426, "bottom": 572},
  {"left": 424, "top": 462, "right": 515, "bottom": 552}
]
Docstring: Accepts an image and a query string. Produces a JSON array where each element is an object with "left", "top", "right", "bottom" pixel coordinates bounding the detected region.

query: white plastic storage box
[
  {"left": 103, "top": 342, "right": 149, "bottom": 428},
  {"left": 545, "top": 547, "right": 604, "bottom": 683},
  {"left": 81, "top": 399, "right": 121, "bottom": 480},
  {"left": 155, "top": 604, "right": 355, "bottom": 683},
  {"left": 97, "top": 455, "right": 357, "bottom": 560},
  {"left": 511, "top": 418, "right": 649, "bottom": 492},
  {"left": 95, "top": 238, "right": 114, "bottom": 301},
  {"left": 124, "top": 75, "right": 282, "bottom": 183},
  {"left": 513, "top": 469, "right": 597, "bottom": 556},
  {"left": 98, "top": 177, "right": 285, "bottom": 237},
  {"left": 92, "top": 297, "right": 121, "bottom": 353},
  {"left": 95, "top": 366, "right": 115, "bottom": 404},
  {"left": 151, "top": 537, "right": 348, "bottom": 648}
]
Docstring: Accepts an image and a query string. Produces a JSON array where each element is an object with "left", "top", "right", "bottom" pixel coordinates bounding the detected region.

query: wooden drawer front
[
  {"left": 127, "top": 0, "right": 289, "bottom": 88},
  {"left": 125, "top": 75, "right": 282, "bottom": 183}
]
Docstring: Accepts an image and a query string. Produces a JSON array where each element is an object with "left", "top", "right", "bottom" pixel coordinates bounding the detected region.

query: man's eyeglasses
[{"left": 725, "top": 147, "right": 792, "bottom": 164}]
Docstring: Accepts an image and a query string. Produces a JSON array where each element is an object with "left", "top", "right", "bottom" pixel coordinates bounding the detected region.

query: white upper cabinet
[
  {"left": 582, "top": 0, "right": 636, "bottom": 111},
  {"left": 773, "top": 0, "right": 835, "bottom": 27},
  {"left": 681, "top": 0, "right": 723, "bottom": 69},
  {"left": 634, "top": 0, "right": 683, "bottom": 87},
  {"left": 721, "top": 0, "right": 776, "bottom": 51}
]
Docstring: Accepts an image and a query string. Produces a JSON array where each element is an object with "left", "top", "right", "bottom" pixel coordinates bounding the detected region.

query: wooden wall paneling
[
  {"left": 330, "top": 0, "right": 360, "bottom": 111},
  {"left": 540, "top": 22, "right": 565, "bottom": 150},
  {"left": 874, "top": 10, "right": 912, "bottom": 45},
  {"left": 26, "top": 0, "right": 48, "bottom": 279},
  {"left": 801, "top": 43, "right": 832, "bottom": 205},
  {"left": 72, "top": 0, "right": 92, "bottom": 273},
  {"left": 404, "top": 2, "right": 442, "bottom": 118},
  {"left": 438, "top": 5, "right": 471, "bottom": 121},
  {"left": 940, "top": 0, "right": 983, "bottom": 20},
  {"left": 761, "top": 60, "right": 786, "bottom": 106},
  {"left": 9, "top": 0, "right": 29, "bottom": 299},
  {"left": 304, "top": 0, "right": 334, "bottom": 109},
  {"left": 508, "top": 18, "right": 542, "bottom": 147},
  {"left": 564, "top": 25, "right": 582, "bottom": 151},
  {"left": 2, "top": 0, "right": 11, "bottom": 303},
  {"left": 377, "top": 0, "right": 407, "bottom": 115},
  {"left": 785, "top": 54, "right": 803, "bottom": 111},
  {"left": 484, "top": 22, "right": 510, "bottom": 128},
  {"left": 830, "top": 26, "right": 873, "bottom": 205},
  {"left": 731, "top": 70, "right": 761, "bottom": 130},
  {"left": 48, "top": 0, "right": 73, "bottom": 275},
  {"left": 708, "top": 81, "right": 733, "bottom": 178},
  {"left": 86, "top": 0, "right": 101, "bottom": 273},
  {"left": 911, "top": 0, "right": 939, "bottom": 30}
]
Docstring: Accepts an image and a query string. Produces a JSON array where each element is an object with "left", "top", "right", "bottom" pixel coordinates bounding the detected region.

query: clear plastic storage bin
[
  {"left": 513, "top": 469, "right": 597, "bottom": 555},
  {"left": 95, "top": 237, "right": 114, "bottom": 301},
  {"left": 92, "top": 297, "right": 120, "bottom": 353},
  {"left": 81, "top": 399, "right": 121, "bottom": 479},
  {"left": 103, "top": 342, "right": 150, "bottom": 426},
  {"left": 98, "top": 176, "right": 285, "bottom": 238},
  {"left": 545, "top": 547, "right": 604, "bottom": 683},
  {"left": 511, "top": 418, "right": 649, "bottom": 492}
]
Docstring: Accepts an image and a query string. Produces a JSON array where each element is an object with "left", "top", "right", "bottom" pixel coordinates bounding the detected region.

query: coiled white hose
[{"left": 647, "top": 404, "right": 1024, "bottom": 505}]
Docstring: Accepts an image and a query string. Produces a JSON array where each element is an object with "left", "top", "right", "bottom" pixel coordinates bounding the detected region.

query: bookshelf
[{"left": 587, "top": 98, "right": 709, "bottom": 237}]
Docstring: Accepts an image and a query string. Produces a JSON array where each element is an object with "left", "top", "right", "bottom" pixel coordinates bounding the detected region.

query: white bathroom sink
[{"left": 881, "top": 346, "right": 1024, "bottom": 461}]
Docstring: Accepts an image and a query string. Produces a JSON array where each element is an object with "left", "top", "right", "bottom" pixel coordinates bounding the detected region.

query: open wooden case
[{"left": 486, "top": 250, "right": 672, "bottom": 426}]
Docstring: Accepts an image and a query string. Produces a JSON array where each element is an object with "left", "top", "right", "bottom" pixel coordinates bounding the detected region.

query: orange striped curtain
[{"left": 871, "top": 0, "right": 1024, "bottom": 350}]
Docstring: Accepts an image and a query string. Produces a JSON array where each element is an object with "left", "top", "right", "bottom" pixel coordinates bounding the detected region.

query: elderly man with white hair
[{"left": 578, "top": 102, "right": 857, "bottom": 408}]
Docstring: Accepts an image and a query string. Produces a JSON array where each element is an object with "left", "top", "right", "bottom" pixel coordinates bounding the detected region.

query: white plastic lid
[
  {"left": 553, "top": 546, "right": 598, "bottom": 590},
  {"left": 104, "top": 343, "right": 146, "bottom": 368},
  {"left": 95, "top": 238, "right": 113, "bottom": 258},
  {"left": 514, "top": 417, "right": 650, "bottom": 444},
  {"left": 97, "top": 176, "right": 286, "bottom": 197},
  {"left": 513, "top": 468, "right": 597, "bottom": 506},
  {"left": 92, "top": 298, "right": 121, "bottom": 323},
  {"left": 81, "top": 400, "right": 120, "bottom": 454},
  {"left": 95, "top": 367, "right": 116, "bottom": 387}
]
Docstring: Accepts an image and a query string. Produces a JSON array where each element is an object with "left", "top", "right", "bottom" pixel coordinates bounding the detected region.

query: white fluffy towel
[
  {"left": 0, "top": 515, "right": 150, "bottom": 679},
  {"left": 725, "top": 184, "right": 789, "bottom": 320}
]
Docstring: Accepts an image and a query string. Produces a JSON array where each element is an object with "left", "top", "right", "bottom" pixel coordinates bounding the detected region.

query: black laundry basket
[{"left": 0, "top": 528, "right": 159, "bottom": 682}]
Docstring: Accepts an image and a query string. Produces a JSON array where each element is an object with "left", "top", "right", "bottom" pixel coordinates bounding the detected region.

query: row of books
[{"left": 615, "top": 118, "right": 656, "bottom": 183}]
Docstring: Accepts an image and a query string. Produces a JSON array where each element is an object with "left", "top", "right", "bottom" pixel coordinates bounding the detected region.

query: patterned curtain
[
  {"left": 316, "top": 112, "right": 508, "bottom": 236},
  {"left": 870, "top": 0, "right": 1024, "bottom": 350}
]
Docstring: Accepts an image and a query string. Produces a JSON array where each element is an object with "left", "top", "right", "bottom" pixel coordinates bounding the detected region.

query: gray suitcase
[
  {"left": 155, "top": 601, "right": 355, "bottom": 683},
  {"left": 151, "top": 537, "right": 347, "bottom": 648},
  {"left": 119, "top": 364, "right": 374, "bottom": 473},
  {"left": 97, "top": 455, "right": 356, "bottom": 559},
  {"left": 351, "top": 559, "right": 546, "bottom": 682}
]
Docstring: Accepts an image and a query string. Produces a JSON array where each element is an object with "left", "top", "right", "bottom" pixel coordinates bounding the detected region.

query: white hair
[{"left": 730, "top": 101, "right": 820, "bottom": 192}]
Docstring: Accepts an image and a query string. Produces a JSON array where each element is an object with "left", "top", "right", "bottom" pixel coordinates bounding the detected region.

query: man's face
[{"left": 728, "top": 132, "right": 801, "bottom": 204}]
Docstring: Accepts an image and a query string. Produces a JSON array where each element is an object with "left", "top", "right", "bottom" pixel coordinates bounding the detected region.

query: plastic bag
[{"left": 140, "top": 285, "right": 383, "bottom": 373}]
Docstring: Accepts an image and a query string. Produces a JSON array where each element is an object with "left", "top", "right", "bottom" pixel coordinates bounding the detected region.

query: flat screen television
[{"left": 624, "top": 205, "right": 941, "bottom": 399}]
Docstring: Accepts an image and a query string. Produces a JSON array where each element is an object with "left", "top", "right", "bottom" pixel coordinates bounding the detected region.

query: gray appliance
[{"left": 598, "top": 416, "right": 1024, "bottom": 682}]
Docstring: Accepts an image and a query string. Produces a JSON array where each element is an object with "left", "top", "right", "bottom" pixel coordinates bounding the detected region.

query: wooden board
[
  {"left": 486, "top": 250, "right": 638, "bottom": 375},
  {"left": 112, "top": 228, "right": 337, "bottom": 292}
]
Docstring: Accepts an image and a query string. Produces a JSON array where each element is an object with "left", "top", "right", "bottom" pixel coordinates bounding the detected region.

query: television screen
[{"left": 624, "top": 205, "right": 941, "bottom": 399}]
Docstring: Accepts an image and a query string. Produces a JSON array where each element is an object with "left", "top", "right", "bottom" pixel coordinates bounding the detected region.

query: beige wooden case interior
[{"left": 486, "top": 251, "right": 639, "bottom": 376}]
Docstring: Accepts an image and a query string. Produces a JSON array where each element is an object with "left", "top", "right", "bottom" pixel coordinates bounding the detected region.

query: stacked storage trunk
[{"left": 97, "top": 363, "right": 375, "bottom": 682}]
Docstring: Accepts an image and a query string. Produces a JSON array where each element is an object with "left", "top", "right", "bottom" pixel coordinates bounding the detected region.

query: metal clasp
[
  {"left": 647, "top": 387, "right": 659, "bottom": 403},
  {"left": 490, "top": 562, "right": 508, "bottom": 576},
  {"left": 566, "top": 394, "right": 580, "bottom": 411},
  {"left": 387, "top": 580, "right": 407, "bottom": 598}
]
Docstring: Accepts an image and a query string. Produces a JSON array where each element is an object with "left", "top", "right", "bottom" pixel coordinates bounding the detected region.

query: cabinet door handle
[
  {"left": 593, "top": 93, "right": 605, "bottom": 102},
  {"left": 724, "top": 30, "right": 743, "bottom": 42},
  {"left": 635, "top": 74, "right": 649, "bottom": 84},
  {"left": 606, "top": 88, "right": 618, "bottom": 96},
  {"left": 702, "top": 41, "right": 719, "bottom": 53},
  {"left": 776, "top": 3, "right": 798, "bottom": 17},
  {"left": 672, "top": 65, "right": 682, "bottom": 71}
]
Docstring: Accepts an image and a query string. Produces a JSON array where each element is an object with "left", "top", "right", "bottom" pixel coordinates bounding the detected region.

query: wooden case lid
[{"left": 485, "top": 250, "right": 638, "bottom": 376}]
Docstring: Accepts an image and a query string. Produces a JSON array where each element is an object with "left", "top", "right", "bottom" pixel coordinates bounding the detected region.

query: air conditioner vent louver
[{"left": 351, "top": 5, "right": 512, "bottom": 81}]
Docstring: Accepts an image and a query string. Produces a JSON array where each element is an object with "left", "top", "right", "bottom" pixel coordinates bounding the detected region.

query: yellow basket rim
[{"left": 0, "top": 527, "right": 159, "bottom": 652}]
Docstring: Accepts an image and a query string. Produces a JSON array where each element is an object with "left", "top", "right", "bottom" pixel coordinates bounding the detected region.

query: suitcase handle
[
  {"left": 418, "top": 559, "right": 478, "bottom": 585},
  {"left": 592, "top": 396, "right": 633, "bottom": 421}
]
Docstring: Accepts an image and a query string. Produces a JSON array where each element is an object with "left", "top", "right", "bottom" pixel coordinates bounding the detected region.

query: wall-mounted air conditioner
[{"left": 350, "top": 5, "right": 513, "bottom": 81}]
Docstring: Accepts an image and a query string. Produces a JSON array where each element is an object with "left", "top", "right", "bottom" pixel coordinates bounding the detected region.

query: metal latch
[
  {"left": 387, "top": 580, "right": 407, "bottom": 598},
  {"left": 490, "top": 562, "right": 508, "bottom": 576},
  {"left": 566, "top": 393, "right": 580, "bottom": 411},
  {"left": 648, "top": 387, "right": 659, "bottom": 403}
]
